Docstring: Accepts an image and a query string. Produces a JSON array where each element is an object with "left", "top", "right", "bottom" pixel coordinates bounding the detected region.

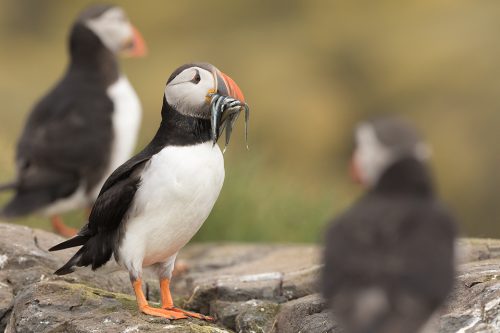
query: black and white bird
[
  {"left": 322, "top": 117, "right": 457, "bottom": 333},
  {"left": 49, "top": 63, "right": 248, "bottom": 320},
  {"left": 0, "top": 5, "right": 146, "bottom": 237}
]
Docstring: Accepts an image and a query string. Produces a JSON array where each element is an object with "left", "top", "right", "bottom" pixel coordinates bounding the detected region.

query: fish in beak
[{"left": 208, "top": 69, "right": 249, "bottom": 151}]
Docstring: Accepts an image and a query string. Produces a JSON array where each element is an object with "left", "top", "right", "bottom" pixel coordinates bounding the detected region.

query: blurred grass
[{"left": 1, "top": 0, "right": 500, "bottom": 240}]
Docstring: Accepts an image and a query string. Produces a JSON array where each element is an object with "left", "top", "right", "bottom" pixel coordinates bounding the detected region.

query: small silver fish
[{"left": 209, "top": 93, "right": 249, "bottom": 152}]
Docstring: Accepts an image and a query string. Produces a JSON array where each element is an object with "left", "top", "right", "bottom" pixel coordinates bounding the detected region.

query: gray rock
[
  {"left": 272, "top": 294, "right": 339, "bottom": 333},
  {"left": 439, "top": 259, "right": 500, "bottom": 333},
  {"left": 5, "top": 280, "right": 232, "bottom": 333},
  {"left": 1, "top": 222, "right": 500, "bottom": 332},
  {"left": 456, "top": 238, "right": 500, "bottom": 263},
  {"left": 181, "top": 245, "right": 321, "bottom": 311},
  {"left": 211, "top": 299, "right": 279, "bottom": 332}
]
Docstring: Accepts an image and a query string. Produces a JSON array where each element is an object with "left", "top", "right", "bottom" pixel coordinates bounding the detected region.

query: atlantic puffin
[
  {"left": 322, "top": 117, "right": 457, "bottom": 333},
  {"left": 49, "top": 63, "right": 248, "bottom": 320},
  {"left": 0, "top": 5, "right": 146, "bottom": 237}
]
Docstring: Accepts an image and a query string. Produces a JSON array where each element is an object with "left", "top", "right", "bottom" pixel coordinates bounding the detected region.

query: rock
[
  {"left": 1, "top": 222, "right": 500, "bottom": 332},
  {"left": 456, "top": 238, "right": 500, "bottom": 263},
  {"left": 211, "top": 299, "right": 279, "bottom": 333},
  {"left": 272, "top": 294, "right": 338, "bottom": 333},
  {"left": 0, "top": 223, "right": 203, "bottom": 332},
  {"left": 5, "top": 280, "right": 231, "bottom": 333},
  {"left": 439, "top": 259, "right": 500, "bottom": 332},
  {"left": 180, "top": 245, "right": 321, "bottom": 312}
]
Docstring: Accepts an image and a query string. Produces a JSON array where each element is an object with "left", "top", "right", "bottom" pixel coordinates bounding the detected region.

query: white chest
[
  {"left": 95, "top": 76, "right": 142, "bottom": 197},
  {"left": 118, "top": 143, "right": 225, "bottom": 268}
]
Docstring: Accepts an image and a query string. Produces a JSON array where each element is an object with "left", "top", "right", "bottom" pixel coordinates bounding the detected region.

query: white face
[
  {"left": 353, "top": 124, "right": 394, "bottom": 187},
  {"left": 164, "top": 66, "right": 216, "bottom": 118},
  {"left": 85, "top": 7, "right": 133, "bottom": 53}
]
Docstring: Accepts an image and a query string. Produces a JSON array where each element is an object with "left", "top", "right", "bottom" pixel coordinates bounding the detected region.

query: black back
[
  {"left": 50, "top": 98, "right": 212, "bottom": 274},
  {"left": 322, "top": 158, "right": 457, "bottom": 333},
  {"left": 2, "top": 21, "right": 119, "bottom": 218}
]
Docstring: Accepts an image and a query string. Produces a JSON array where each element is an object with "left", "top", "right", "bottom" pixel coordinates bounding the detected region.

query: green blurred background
[{"left": 0, "top": 0, "right": 499, "bottom": 242}]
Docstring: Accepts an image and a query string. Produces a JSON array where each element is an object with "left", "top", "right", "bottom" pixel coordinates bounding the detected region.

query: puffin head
[
  {"left": 350, "top": 117, "right": 431, "bottom": 187},
  {"left": 76, "top": 4, "right": 146, "bottom": 57},
  {"left": 164, "top": 63, "right": 244, "bottom": 118},
  {"left": 164, "top": 63, "right": 248, "bottom": 148}
]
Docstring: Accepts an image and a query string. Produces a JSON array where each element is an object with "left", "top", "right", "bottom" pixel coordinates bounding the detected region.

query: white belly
[
  {"left": 118, "top": 142, "right": 224, "bottom": 270},
  {"left": 91, "top": 76, "right": 142, "bottom": 199}
]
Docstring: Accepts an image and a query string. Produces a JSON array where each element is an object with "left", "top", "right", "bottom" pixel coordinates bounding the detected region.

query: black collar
[
  {"left": 373, "top": 158, "right": 434, "bottom": 197},
  {"left": 148, "top": 97, "right": 212, "bottom": 148},
  {"left": 67, "top": 23, "right": 119, "bottom": 87}
]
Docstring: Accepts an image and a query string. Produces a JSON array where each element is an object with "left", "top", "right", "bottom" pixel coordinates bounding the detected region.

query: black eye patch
[{"left": 191, "top": 70, "right": 201, "bottom": 84}]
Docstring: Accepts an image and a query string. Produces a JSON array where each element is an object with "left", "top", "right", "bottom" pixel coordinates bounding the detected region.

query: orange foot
[
  {"left": 164, "top": 307, "right": 214, "bottom": 321},
  {"left": 140, "top": 304, "right": 188, "bottom": 320},
  {"left": 51, "top": 216, "right": 78, "bottom": 238}
]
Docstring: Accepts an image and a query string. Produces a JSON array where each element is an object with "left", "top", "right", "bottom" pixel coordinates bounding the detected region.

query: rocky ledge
[{"left": 0, "top": 222, "right": 499, "bottom": 333}]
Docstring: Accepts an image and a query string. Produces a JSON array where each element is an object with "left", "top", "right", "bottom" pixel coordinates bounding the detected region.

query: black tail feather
[
  {"left": 51, "top": 232, "right": 114, "bottom": 275},
  {"left": 49, "top": 234, "right": 89, "bottom": 252},
  {"left": 54, "top": 246, "right": 86, "bottom": 275}
]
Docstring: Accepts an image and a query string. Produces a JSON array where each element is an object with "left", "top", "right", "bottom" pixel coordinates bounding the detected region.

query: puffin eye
[{"left": 191, "top": 71, "right": 201, "bottom": 84}]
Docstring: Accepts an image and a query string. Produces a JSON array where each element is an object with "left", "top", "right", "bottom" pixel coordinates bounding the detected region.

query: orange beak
[
  {"left": 123, "top": 25, "right": 147, "bottom": 57},
  {"left": 218, "top": 71, "right": 245, "bottom": 102},
  {"left": 349, "top": 155, "right": 363, "bottom": 185}
]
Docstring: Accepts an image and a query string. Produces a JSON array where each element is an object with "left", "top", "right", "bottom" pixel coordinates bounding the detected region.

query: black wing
[
  {"left": 322, "top": 195, "right": 457, "bottom": 333},
  {"left": 49, "top": 154, "right": 150, "bottom": 274},
  {"left": 322, "top": 194, "right": 457, "bottom": 306},
  {"left": 2, "top": 79, "right": 113, "bottom": 217}
]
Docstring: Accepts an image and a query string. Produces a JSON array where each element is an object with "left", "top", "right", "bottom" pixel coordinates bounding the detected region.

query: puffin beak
[
  {"left": 122, "top": 25, "right": 147, "bottom": 57},
  {"left": 217, "top": 71, "right": 245, "bottom": 103},
  {"left": 349, "top": 154, "right": 363, "bottom": 185},
  {"left": 209, "top": 70, "right": 249, "bottom": 151}
]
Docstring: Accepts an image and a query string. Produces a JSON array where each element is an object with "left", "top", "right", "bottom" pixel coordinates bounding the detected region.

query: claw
[
  {"left": 164, "top": 307, "right": 214, "bottom": 321},
  {"left": 140, "top": 305, "right": 188, "bottom": 320}
]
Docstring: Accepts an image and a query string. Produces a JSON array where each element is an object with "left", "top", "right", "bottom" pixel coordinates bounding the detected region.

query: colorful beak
[
  {"left": 123, "top": 25, "right": 147, "bottom": 57},
  {"left": 209, "top": 69, "right": 249, "bottom": 151},
  {"left": 217, "top": 71, "right": 245, "bottom": 102},
  {"left": 349, "top": 154, "right": 363, "bottom": 185}
]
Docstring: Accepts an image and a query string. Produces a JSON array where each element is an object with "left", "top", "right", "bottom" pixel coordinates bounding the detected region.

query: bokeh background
[{"left": 0, "top": 0, "right": 499, "bottom": 242}]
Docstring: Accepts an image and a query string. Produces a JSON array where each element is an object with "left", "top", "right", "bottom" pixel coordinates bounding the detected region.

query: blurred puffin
[
  {"left": 322, "top": 117, "right": 457, "bottom": 333},
  {"left": 50, "top": 63, "right": 248, "bottom": 320},
  {"left": 0, "top": 5, "right": 146, "bottom": 237}
]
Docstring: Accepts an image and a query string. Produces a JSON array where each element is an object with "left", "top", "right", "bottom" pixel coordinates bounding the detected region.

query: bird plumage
[
  {"left": 323, "top": 158, "right": 457, "bottom": 333},
  {"left": 1, "top": 6, "right": 142, "bottom": 223},
  {"left": 49, "top": 63, "right": 247, "bottom": 321},
  {"left": 49, "top": 96, "right": 220, "bottom": 274}
]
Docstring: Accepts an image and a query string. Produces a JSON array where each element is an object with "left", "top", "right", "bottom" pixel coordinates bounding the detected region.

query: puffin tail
[
  {"left": 53, "top": 246, "right": 86, "bottom": 275},
  {"left": 50, "top": 228, "right": 114, "bottom": 275},
  {"left": 49, "top": 234, "right": 89, "bottom": 252}
]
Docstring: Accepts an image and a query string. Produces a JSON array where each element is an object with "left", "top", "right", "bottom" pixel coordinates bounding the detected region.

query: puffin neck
[
  {"left": 67, "top": 23, "right": 119, "bottom": 86},
  {"left": 150, "top": 97, "right": 212, "bottom": 147},
  {"left": 373, "top": 157, "right": 434, "bottom": 197}
]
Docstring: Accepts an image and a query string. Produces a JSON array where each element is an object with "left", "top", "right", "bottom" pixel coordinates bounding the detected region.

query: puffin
[
  {"left": 0, "top": 5, "right": 146, "bottom": 237},
  {"left": 322, "top": 117, "right": 457, "bottom": 333},
  {"left": 49, "top": 63, "right": 249, "bottom": 320}
]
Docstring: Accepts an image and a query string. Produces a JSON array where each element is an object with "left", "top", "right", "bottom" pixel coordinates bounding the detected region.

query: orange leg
[
  {"left": 51, "top": 215, "right": 77, "bottom": 238},
  {"left": 160, "top": 278, "right": 213, "bottom": 321},
  {"left": 132, "top": 279, "right": 187, "bottom": 320}
]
